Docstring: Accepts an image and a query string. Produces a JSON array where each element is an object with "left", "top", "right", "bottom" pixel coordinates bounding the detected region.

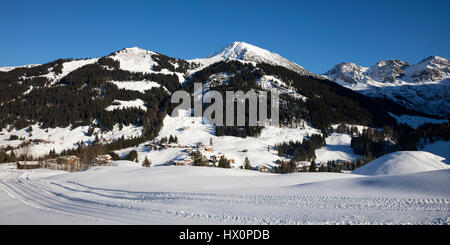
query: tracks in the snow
[
  {"left": 0, "top": 171, "right": 449, "bottom": 224},
  {"left": 50, "top": 180, "right": 450, "bottom": 212}
]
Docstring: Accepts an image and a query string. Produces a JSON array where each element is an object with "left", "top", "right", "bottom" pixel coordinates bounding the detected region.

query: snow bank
[{"left": 352, "top": 151, "right": 449, "bottom": 176}]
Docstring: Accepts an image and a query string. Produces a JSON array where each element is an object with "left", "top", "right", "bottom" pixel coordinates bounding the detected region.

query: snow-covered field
[
  {"left": 315, "top": 133, "right": 359, "bottom": 163},
  {"left": 0, "top": 161, "right": 448, "bottom": 225}
]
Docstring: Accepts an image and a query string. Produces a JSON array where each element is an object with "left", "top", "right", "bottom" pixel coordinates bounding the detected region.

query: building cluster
[
  {"left": 146, "top": 139, "right": 240, "bottom": 168},
  {"left": 17, "top": 154, "right": 113, "bottom": 172}
]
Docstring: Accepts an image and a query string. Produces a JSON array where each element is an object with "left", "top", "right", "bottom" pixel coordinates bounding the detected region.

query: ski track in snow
[{"left": 0, "top": 169, "right": 448, "bottom": 225}]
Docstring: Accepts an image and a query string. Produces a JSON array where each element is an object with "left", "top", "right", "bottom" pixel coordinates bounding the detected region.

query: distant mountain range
[
  {"left": 0, "top": 41, "right": 446, "bottom": 135},
  {"left": 323, "top": 56, "right": 450, "bottom": 117},
  {"left": 2, "top": 42, "right": 448, "bottom": 119}
]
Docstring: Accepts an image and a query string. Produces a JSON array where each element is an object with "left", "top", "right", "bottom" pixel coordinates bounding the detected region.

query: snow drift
[{"left": 352, "top": 151, "right": 449, "bottom": 176}]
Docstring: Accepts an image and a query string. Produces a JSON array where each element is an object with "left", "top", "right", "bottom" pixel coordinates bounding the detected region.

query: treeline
[
  {"left": 159, "top": 135, "right": 178, "bottom": 144},
  {"left": 0, "top": 149, "right": 18, "bottom": 163},
  {"left": 416, "top": 123, "right": 450, "bottom": 146},
  {"left": 349, "top": 122, "right": 450, "bottom": 159},
  {"left": 150, "top": 53, "right": 197, "bottom": 73},
  {"left": 275, "top": 134, "right": 325, "bottom": 162},
  {"left": 215, "top": 126, "right": 262, "bottom": 138},
  {"left": 350, "top": 127, "right": 396, "bottom": 158}
]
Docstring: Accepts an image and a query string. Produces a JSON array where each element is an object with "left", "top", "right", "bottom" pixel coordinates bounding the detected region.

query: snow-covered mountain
[
  {"left": 324, "top": 56, "right": 450, "bottom": 117},
  {"left": 0, "top": 42, "right": 448, "bottom": 169},
  {"left": 190, "top": 41, "right": 312, "bottom": 76},
  {"left": 1, "top": 43, "right": 450, "bottom": 226}
]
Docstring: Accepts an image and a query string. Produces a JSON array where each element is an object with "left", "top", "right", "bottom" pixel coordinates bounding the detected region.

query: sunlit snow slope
[{"left": 0, "top": 162, "right": 449, "bottom": 225}]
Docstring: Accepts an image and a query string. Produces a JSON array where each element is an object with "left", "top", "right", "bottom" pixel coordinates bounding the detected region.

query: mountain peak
[
  {"left": 208, "top": 41, "right": 267, "bottom": 59},
  {"left": 374, "top": 59, "right": 409, "bottom": 68},
  {"left": 324, "top": 55, "right": 450, "bottom": 116},
  {"left": 115, "top": 47, "right": 155, "bottom": 55},
  {"left": 108, "top": 47, "right": 157, "bottom": 73},
  {"left": 419, "top": 55, "right": 448, "bottom": 64},
  {"left": 196, "top": 41, "right": 312, "bottom": 76}
]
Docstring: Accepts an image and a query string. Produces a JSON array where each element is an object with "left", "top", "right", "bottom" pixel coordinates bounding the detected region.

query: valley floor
[{"left": 0, "top": 162, "right": 448, "bottom": 225}]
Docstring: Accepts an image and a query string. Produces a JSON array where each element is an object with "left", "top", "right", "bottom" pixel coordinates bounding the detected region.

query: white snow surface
[
  {"left": 106, "top": 47, "right": 186, "bottom": 86},
  {"left": 388, "top": 112, "right": 448, "bottom": 129},
  {"left": 42, "top": 58, "right": 99, "bottom": 85},
  {"left": 0, "top": 162, "right": 449, "bottom": 225},
  {"left": 315, "top": 133, "right": 359, "bottom": 163},
  {"left": 422, "top": 141, "right": 450, "bottom": 164},
  {"left": 352, "top": 151, "right": 449, "bottom": 176},
  {"left": 109, "top": 47, "right": 157, "bottom": 73},
  {"left": 257, "top": 75, "right": 308, "bottom": 101},
  {"left": 0, "top": 124, "right": 143, "bottom": 158},
  {"left": 0, "top": 64, "right": 40, "bottom": 72},
  {"left": 109, "top": 80, "right": 162, "bottom": 92},
  {"left": 60, "top": 58, "right": 99, "bottom": 77},
  {"left": 106, "top": 99, "right": 147, "bottom": 111}
]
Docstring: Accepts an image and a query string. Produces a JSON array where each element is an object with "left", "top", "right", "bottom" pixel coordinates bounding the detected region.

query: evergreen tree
[
  {"left": 218, "top": 156, "right": 230, "bottom": 168},
  {"left": 244, "top": 157, "right": 251, "bottom": 170},
  {"left": 125, "top": 150, "right": 138, "bottom": 162},
  {"left": 142, "top": 156, "right": 151, "bottom": 167},
  {"left": 94, "top": 134, "right": 99, "bottom": 144},
  {"left": 309, "top": 161, "right": 317, "bottom": 172},
  {"left": 109, "top": 151, "right": 120, "bottom": 160}
]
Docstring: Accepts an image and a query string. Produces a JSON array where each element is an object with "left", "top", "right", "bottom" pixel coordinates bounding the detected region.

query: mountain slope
[
  {"left": 324, "top": 56, "right": 450, "bottom": 117},
  {"left": 190, "top": 41, "right": 312, "bottom": 76},
  {"left": 0, "top": 42, "right": 446, "bottom": 165}
]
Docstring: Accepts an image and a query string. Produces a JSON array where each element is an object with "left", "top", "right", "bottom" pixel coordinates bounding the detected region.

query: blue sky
[{"left": 1, "top": 0, "right": 449, "bottom": 73}]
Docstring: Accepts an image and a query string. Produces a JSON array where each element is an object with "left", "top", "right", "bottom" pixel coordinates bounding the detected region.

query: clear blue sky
[{"left": 1, "top": 0, "right": 449, "bottom": 73}]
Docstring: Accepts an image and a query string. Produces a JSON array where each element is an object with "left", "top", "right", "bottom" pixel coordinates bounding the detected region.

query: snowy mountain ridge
[
  {"left": 324, "top": 56, "right": 450, "bottom": 116},
  {"left": 189, "top": 41, "right": 313, "bottom": 76}
]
